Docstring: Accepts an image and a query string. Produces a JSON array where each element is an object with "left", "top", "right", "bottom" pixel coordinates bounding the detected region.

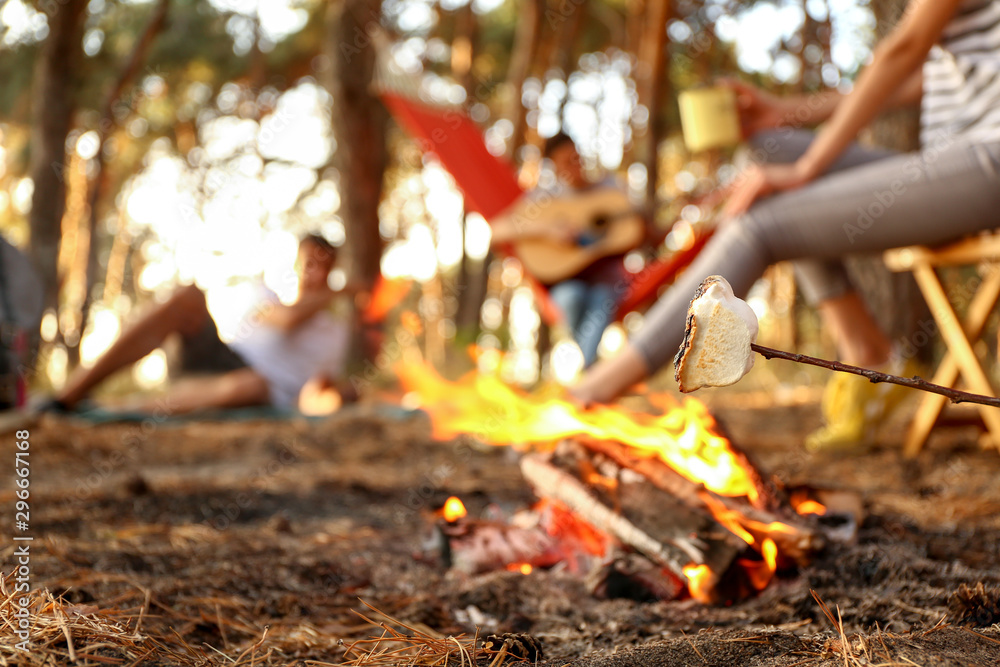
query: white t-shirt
[{"left": 228, "top": 286, "right": 349, "bottom": 408}]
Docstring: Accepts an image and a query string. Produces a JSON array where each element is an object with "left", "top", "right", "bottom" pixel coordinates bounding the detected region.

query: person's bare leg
[
  {"left": 817, "top": 291, "right": 892, "bottom": 367},
  {"left": 127, "top": 368, "right": 271, "bottom": 415},
  {"left": 570, "top": 345, "right": 650, "bottom": 406},
  {"left": 58, "top": 285, "right": 211, "bottom": 407}
]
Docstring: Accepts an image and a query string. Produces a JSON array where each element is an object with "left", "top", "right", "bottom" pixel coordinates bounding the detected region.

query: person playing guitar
[{"left": 491, "top": 133, "right": 644, "bottom": 368}]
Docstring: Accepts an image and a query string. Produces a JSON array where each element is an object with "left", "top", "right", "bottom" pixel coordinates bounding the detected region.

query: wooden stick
[{"left": 751, "top": 343, "right": 1000, "bottom": 408}]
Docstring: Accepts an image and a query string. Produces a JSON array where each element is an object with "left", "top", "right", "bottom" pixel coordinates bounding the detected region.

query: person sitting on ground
[
  {"left": 572, "top": 0, "right": 1000, "bottom": 452},
  {"left": 50, "top": 234, "right": 359, "bottom": 415},
  {"left": 491, "top": 133, "right": 640, "bottom": 368}
]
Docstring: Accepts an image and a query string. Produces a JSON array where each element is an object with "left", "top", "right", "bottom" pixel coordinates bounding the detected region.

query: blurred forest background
[{"left": 0, "top": 0, "right": 929, "bottom": 397}]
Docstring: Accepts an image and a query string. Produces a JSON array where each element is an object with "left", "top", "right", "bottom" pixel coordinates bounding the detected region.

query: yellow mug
[{"left": 678, "top": 87, "right": 742, "bottom": 152}]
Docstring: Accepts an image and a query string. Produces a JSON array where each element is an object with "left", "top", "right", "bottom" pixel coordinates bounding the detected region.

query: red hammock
[{"left": 380, "top": 91, "right": 709, "bottom": 321}]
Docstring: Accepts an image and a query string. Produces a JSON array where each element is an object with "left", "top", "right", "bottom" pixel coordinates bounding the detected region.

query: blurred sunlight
[
  {"left": 120, "top": 81, "right": 333, "bottom": 345},
  {"left": 0, "top": 0, "right": 877, "bottom": 393}
]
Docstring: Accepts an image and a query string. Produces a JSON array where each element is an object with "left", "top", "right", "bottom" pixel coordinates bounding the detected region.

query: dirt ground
[{"left": 2, "top": 390, "right": 1000, "bottom": 666}]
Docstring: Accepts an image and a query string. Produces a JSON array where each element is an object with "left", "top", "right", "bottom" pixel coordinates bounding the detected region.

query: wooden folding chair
[{"left": 883, "top": 232, "right": 1000, "bottom": 457}]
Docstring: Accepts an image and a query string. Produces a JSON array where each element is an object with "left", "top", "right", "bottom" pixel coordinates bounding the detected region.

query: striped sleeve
[{"left": 921, "top": 0, "right": 1000, "bottom": 146}]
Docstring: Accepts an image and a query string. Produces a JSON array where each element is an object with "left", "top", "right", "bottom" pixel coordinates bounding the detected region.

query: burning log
[
  {"left": 432, "top": 497, "right": 565, "bottom": 575},
  {"left": 520, "top": 453, "right": 723, "bottom": 583},
  {"left": 437, "top": 517, "right": 564, "bottom": 575},
  {"left": 577, "top": 433, "right": 776, "bottom": 512},
  {"left": 575, "top": 436, "right": 824, "bottom": 567},
  {"left": 586, "top": 553, "right": 686, "bottom": 601},
  {"left": 398, "top": 353, "right": 835, "bottom": 601},
  {"left": 520, "top": 436, "right": 826, "bottom": 602}
]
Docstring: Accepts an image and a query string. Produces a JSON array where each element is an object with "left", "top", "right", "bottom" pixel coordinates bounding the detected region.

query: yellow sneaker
[{"left": 805, "top": 358, "right": 914, "bottom": 454}]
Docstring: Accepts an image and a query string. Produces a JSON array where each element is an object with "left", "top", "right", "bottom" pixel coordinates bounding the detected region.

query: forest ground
[{"left": 2, "top": 386, "right": 1000, "bottom": 666}]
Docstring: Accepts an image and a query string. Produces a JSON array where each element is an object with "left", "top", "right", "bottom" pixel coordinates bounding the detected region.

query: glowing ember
[
  {"left": 442, "top": 496, "right": 468, "bottom": 522},
  {"left": 396, "top": 360, "right": 760, "bottom": 502},
  {"left": 790, "top": 490, "right": 828, "bottom": 516},
  {"left": 539, "top": 499, "right": 611, "bottom": 560},
  {"left": 795, "top": 500, "right": 827, "bottom": 516},
  {"left": 507, "top": 563, "right": 533, "bottom": 575}
]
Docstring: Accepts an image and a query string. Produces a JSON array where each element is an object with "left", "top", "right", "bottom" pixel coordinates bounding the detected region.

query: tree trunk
[
  {"left": 504, "top": 0, "right": 544, "bottom": 160},
  {"left": 325, "top": 0, "right": 389, "bottom": 367},
  {"left": 551, "top": 0, "right": 587, "bottom": 127},
  {"left": 27, "top": 0, "right": 87, "bottom": 313},
  {"left": 636, "top": 0, "right": 671, "bottom": 216},
  {"left": 551, "top": 0, "right": 586, "bottom": 76},
  {"left": 453, "top": 4, "right": 488, "bottom": 339},
  {"left": 73, "top": 0, "right": 171, "bottom": 364}
]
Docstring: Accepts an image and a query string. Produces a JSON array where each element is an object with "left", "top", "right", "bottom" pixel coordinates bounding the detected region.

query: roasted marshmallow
[{"left": 674, "top": 276, "right": 759, "bottom": 393}]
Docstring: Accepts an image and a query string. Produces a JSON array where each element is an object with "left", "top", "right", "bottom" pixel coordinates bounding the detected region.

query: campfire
[{"left": 398, "top": 360, "right": 847, "bottom": 604}]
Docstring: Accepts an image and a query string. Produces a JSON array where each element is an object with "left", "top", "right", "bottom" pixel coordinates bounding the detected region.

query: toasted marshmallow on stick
[
  {"left": 674, "top": 276, "right": 758, "bottom": 393},
  {"left": 671, "top": 276, "right": 1000, "bottom": 408}
]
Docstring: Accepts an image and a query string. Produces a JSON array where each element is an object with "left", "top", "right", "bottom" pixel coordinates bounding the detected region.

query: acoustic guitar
[{"left": 507, "top": 187, "right": 645, "bottom": 285}]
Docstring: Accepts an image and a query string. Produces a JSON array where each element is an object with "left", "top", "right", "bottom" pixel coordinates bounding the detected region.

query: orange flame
[
  {"left": 507, "top": 563, "right": 533, "bottom": 575},
  {"left": 442, "top": 496, "right": 467, "bottom": 522},
  {"left": 363, "top": 277, "right": 413, "bottom": 324},
  {"left": 741, "top": 538, "right": 779, "bottom": 591},
  {"left": 698, "top": 493, "right": 800, "bottom": 594},
  {"left": 399, "top": 359, "right": 803, "bottom": 601},
  {"left": 396, "top": 360, "right": 759, "bottom": 502},
  {"left": 700, "top": 494, "right": 799, "bottom": 549},
  {"left": 683, "top": 564, "right": 718, "bottom": 603}
]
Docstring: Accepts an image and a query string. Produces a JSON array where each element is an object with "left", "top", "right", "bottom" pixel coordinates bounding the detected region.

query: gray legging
[{"left": 631, "top": 130, "right": 1000, "bottom": 373}]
